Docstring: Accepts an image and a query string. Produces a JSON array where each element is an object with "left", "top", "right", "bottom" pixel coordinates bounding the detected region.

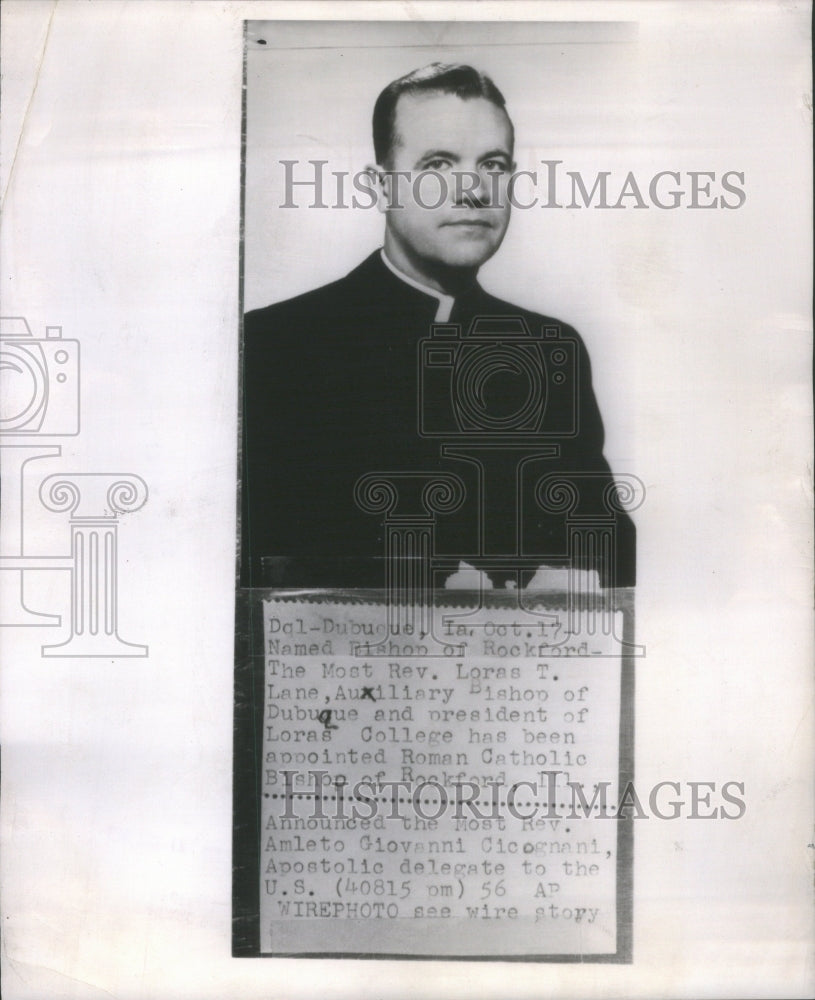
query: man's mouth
[{"left": 442, "top": 218, "right": 493, "bottom": 228}]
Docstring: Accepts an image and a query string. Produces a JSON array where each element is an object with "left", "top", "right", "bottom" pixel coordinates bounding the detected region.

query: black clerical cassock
[{"left": 240, "top": 251, "right": 635, "bottom": 589}]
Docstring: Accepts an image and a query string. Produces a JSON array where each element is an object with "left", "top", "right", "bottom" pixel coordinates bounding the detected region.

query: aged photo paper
[
  {"left": 234, "top": 19, "right": 643, "bottom": 961},
  {"left": 1, "top": 2, "right": 812, "bottom": 998}
]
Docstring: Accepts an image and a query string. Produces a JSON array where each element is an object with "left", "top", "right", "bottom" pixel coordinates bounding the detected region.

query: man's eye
[
  {"left": 424, "top": 159, "right": 451, "bottom": 171},
  {"left": 483, "top": 160, "right": 510, "bottom": 172}
]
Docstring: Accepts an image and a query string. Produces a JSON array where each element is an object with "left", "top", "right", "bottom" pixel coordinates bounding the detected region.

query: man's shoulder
[
  {"left": 245, "top": 275, "right": 350, "bottom": 331},
  {"left": 474, "top": 288, "right": 583, "bottom": 344},
  {"left": 244, "top": 253, "right": 378, "bottom": 336}
]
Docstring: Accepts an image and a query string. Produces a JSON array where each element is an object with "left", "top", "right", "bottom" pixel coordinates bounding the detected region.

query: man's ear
[{"left": 367, "top": 163, "right": 390, "bottom": 215}]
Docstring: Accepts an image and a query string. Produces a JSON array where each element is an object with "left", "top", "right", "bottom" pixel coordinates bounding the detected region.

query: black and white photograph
[{"left": 240, "top": 22, "right": 639, "bottom": 593}]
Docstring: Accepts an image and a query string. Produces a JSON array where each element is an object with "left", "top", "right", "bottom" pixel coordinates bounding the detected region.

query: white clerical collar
[{"left": 380, "top": 250, "right": 455, "bottom": 322}]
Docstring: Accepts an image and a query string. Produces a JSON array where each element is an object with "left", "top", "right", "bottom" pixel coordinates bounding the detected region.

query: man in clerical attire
[{"left": 240, "top": 63, "right": 635, "bottom": 590}]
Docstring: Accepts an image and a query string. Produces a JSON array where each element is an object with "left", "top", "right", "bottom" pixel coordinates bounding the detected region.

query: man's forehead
[{"left": 392, "top": 91, "right": 513, "bottom": 155}]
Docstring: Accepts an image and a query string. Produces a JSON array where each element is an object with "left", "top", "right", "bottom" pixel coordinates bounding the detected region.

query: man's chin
[{"left": 435, "top": 240, "right": 500, "bottom": 271}]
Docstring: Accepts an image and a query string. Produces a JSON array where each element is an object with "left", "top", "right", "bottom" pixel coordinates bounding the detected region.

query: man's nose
[{"left": 453, "top": 168, "right": 492, "bottom": 208}]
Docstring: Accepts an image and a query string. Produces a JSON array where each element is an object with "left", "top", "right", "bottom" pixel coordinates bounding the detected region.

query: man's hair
[{"left": 372, "top": 63, "right": 511, "bottom": 165}]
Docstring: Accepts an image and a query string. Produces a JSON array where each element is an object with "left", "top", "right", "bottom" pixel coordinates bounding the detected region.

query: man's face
[{"left": 380, "top": 92, "right": 514, "bottom": 274}]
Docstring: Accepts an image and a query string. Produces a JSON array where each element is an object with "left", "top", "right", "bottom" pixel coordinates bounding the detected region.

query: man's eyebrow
[
  {"left": 414, "top": 148, "right": 514, "bottom": 168},
  {"left": 479, "top": 148, "right": 513, "bottom": 162},
  {"left": 414, "top": 149, "right": 461, "bottom": 166}
]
